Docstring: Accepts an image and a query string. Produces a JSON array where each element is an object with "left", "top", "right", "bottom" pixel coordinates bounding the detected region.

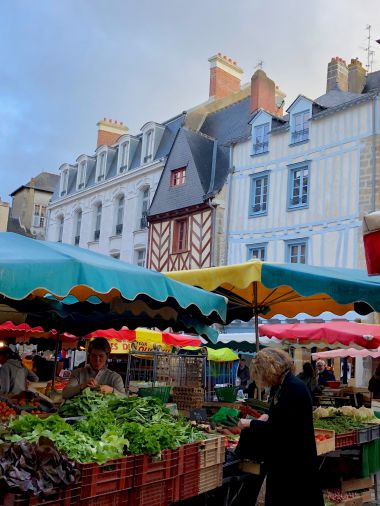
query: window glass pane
[
  {"left": 117, "top": 197, "right": 124, "bottom": 225},
  {"left": 95, "top": 205, "right": 102, "bottom": 230}
]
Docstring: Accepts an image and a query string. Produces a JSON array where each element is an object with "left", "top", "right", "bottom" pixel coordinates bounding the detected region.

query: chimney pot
[
  {"left": 326, "top": 56, "right": 348, "bottom": 92},
  {"left": 348, "top": 57, "right": 366, "bottom": 93},
  {"left": 96, "top": 119, "right": 129, "bottom": 148}
]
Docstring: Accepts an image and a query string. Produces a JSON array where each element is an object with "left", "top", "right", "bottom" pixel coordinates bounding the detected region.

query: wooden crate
[
  {"left": 341, "top": 477, "right": 372, "bottom": 493},
  {"left": 198, "top": 463, "right": 223, "bottom": 495},
  {"left": 315, "top": 429, "right": 335, "bottom": 455},
  {"left": 199, "top": 435, "right": 225, "bottom": 469}
]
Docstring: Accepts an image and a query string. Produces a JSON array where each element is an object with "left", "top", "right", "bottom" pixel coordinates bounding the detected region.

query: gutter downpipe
[
  {"left": 371, "top": 94, "right": 378, "bottom": 212},
  {"left": 207, "top": 140, "right": 218, "bottom": 267},
  {"left": 224, "top": 144, "right": 235, "bottom": 265}
]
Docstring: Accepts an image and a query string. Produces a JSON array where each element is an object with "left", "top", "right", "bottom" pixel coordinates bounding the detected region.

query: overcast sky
[{"left": 0, "top": 0, "right": 379, "bottom": 201}]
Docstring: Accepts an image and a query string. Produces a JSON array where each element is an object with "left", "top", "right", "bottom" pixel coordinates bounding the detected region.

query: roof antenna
[
  {"left": 365, "top": 25, "right": 374, "bottom": 73},
  {"left": 255, "top": 59, "right": 264, "bottom": 70}
]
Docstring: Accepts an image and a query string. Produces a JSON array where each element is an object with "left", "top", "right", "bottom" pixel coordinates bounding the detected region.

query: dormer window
[
  {"left": 97, "top": 152, "right": 107, "bottom": 182},
  {"left": 119, "top": 141, "right": 129, "bottom": 172},
  {"left": 60, "top": 169, "right": 69, "bottom": 197},
  {"left": 253, "top": 123, "right": 270, "bottom": 155},
  {"left": 291, "top": 111, "right": 310, "bottom": 144},
  {"left": 143, "top": 129, "right": 153, "bottom": 163},
  {"left": 77, "top": 161, "right": 86, "bottom": 190},
  {"left": 170, "top": 167, "right": 186, "bottom": 187}
]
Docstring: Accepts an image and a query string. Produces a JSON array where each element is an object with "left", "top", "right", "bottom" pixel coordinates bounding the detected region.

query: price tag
[{"left": 189, "top": 408, "right": 208, "bottom": 422}]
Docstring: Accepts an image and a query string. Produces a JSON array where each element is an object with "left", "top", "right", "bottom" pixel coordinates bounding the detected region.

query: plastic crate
[
  {"left": 78, "top": 456, "right": 134, "bottom": 499},
  {"left": 176, "top": 471, "right": 200, "bottom": 501},
  {"left": 199, "top": 436, "right": 226, "bottom": 469},
  {"left": 138, "top": 386, "right": 171, "bottom": 403},
  {"left": 357, "top": 426, "right": 371, "bottom": 444},
  {"left": 198, "top": 463, "right": 223, "bottom": 495},
  {"left": 80, "top": 490, "right": 131, "bottom": 506},
  {"left": 132, "top": 478, "right": 177, "bottom": 506},
  {"left": 335, "top": 431, "right": 358, "bottom": 449},
  {"left": 214, "top": 386, "right": 238, "bottom": 403},
  {"left": 368, "top": 423, "right": 380, "bottom": 441},
  {"left": 1, "top": 486, "right": 80, "bottom": 506},
  {"left": 134, "top": 449, "right": 179, "bottom": 486},
  {"left": 178, "top": 442, "right": 200, "bottom": 475},
  {"left": 314, "top": 429, "right": 336, "bottom": 455}
]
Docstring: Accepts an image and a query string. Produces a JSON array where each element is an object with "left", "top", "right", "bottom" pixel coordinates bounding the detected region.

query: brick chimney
[
  {"left": 326, "top": 57, "right": 348, "bottom": 92},
  {"left": 97, "top": 118, "right": 129, "bottom": 148},
  {"left": 208, "top": 53, "right": 243, "bottom": 100},
  {"left": 348, "top": 58, "right": 366, "bottom": 93},
  {"left": 250, "top": 69, "right": 279, "bottom": 115}
]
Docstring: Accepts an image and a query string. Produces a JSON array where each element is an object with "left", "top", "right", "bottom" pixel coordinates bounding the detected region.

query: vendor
[
  {"left": 0, "top": 346, "right": 39, "bottom": 394},
  {"left": 316, "top": 359, "right": 336, "bottom": 386},
  {"left": 368, "top": 364, "right": 380, "bottom": 399},
  {"left": 62, "top": 337, "right": 125, "bottom": 399},
  {"left": 238, "top": 348, "right": 323, "bottom": 506},
  {"left": 237, "top": 356, "right": 250, "bottom": 388}
]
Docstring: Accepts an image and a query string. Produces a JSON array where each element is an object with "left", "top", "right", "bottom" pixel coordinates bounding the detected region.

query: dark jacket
[
  {"left": 237, "top": 365, "right": 250, "bottom": 388},
  {"left": 239, "top": 373, "right": 323, "bottom": 506},
  {"left": 297, "top": 371, "right": 321, "bottom": 399},
  {"left": 317, "top": 368, "right": 335, "bottom": 386},
  {"left": 368, "top": 373, "right": 380, "bottom": 399}
]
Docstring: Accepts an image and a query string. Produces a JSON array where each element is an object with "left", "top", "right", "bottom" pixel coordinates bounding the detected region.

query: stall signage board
[
  {"left": 190, "top": 408, "right": 208, "bottom": 422},
  {"left": 109, "top": 339, "right": 172, "bottom": 354}
]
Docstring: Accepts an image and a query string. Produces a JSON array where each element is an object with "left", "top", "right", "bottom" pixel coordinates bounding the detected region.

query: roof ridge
[
  {"left": 184, "top": 127, "right": 215, "bottom": 141},
  {"left": 205, "top": 95, "right": 250, "bottom": 117}
]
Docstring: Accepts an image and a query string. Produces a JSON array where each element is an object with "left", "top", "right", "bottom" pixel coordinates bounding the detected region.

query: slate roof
[
  {"left": 364, "top": 70, "right": 380, "bottom": 92},
  {"left": 314, "top": 89, "right": 363, "bottom": 108},
  {"left": 51, "top": 114, "right": 185, "bottom": 203},
  {"left": 11, "top": 172, "right": 59, "bottom": 197}
]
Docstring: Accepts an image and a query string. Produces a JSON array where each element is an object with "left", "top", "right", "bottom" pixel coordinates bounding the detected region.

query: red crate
[
  {"left": 78, "top": 456, "right": 134, "bottom": 499},
  {"left": 80, "top": 490, "right": 131, "bottom": 506},
  {"left": 1, "top": 486, "right": 80, "bottom": 506},
  {"left": 178, "top": 442, "right": 200, "bottom": 475},
  {"left": 176, "top": 470, "right": 200, "bottom": 502},
  {"left": 131, "top": 478, "right": 177, "bottom": 506},
  {"left": 134, "top": 449, "right": 179, "bottom": 486},
  {"left": 335, "top": 431, "right": 358, "bottom": 449}
]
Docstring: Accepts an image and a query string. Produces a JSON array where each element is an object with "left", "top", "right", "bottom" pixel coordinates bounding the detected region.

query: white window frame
[
  {"left": 74, "top": 210, "right": 82, "bottom": 246},
  {"left": 77, "top": 161, "right": 87, "bottom": 190},
  {"left": 94, "top": 203, "right": 102, "bottom": 241},
  {"left": 60, "top": 169, "right": 69, "bottom": 197},
  {"left": 291, "top": 110, "right": 310, "bottom": 144},
  {"left": 115, "top": 195, "right": 124, "bottom": 235},
  {"left": 57, "top": 215, "right": 64, "bottom": 243},
  {"left": 33, "top": 205, "right": 46, "bottom": 228},
  {"left": 286, "top": 239, "right": 308, "bottom": 264},
  {"left": 143, "top": 129, "right": 154, "bottom": 164},
  {"left": 96, "top": 151, "right": 107, "bottom": 182},
  {"left": 135, "top": 248, "right": 146, "bottom": 267},
  {"left": 247, "top": 243, "right": 267, "bottom": 261},
  {"left": 119, "top": 141, "right": 129, "bottom": 173},
  {"left": 138, "top": 187, "right": 150, "bottom": 230}
]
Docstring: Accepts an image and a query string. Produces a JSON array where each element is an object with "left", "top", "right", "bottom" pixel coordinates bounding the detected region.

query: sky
[{"left": 0, "top": 0, "right": 379, "bottom": 201}]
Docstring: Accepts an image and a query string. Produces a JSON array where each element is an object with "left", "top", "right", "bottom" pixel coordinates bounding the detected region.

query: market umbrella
[
  {"left": 312, "top": 348, "right": 380, "bottom": 359},
  {"left": 0, "top": 321, "right": 57, "bottom": 341},
  {"left": 166, "top": 260, "right": 380, "bottom": 351},
  {"left": 0, "top": 233, "right": 226, "bottom": 340},
  {"left": 259, "top": 322, "right": 380, "bottom": 350}
]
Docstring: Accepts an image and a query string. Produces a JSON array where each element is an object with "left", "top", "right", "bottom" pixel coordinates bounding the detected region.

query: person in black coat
[{"left": 238, "top": 348, "right": 324, "bottom": 506}]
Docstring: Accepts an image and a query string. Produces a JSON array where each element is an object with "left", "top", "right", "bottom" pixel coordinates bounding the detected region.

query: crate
[
  {"left": 138, "top": 386, "right": 171, "bottom": 403},
  {"left": 1, "top": 486, "right": 80, "bottom": 506},
  {"left": 78, "top": 456, "right": 134, "bottom": 499},
  {"left": 176, "top": 471, "right": 200, "bottom": 501},
  {"left": 178, "top": 442, "right": 200, "bottom": 475},
  {"left": 368, "top": 423, "right": 380, "bottom": 441},
  {"left": 172, "top": 387, "right": 204, "bottom": 410},
  {"left": 199, "top": 435, "right": 226, "bottom": 469},
  {"left": 198, "top": 463, "right": 223, "bottom": 495},
  {"left": 134, "top": 449, "right": 179, "bottom": 486},
  {"left": 315, "top": 429, "right": 335, "bottom": 455},
  {"left": 340, "top": 477, "right": 372, "bottom": 493},
  {"left": 214, "top": 387, "right": 238, "bottom": 403},
  {"left": 335, "top": 431, "right": 358, "bottom": 449},
  {"left": 132, "top": 478, "right": 177, "bottom": 506},
  {"left": 80, "top": 490, "right": 131, "bottom": 506},
  {"left": 357, "top": 427, "right": 372, "bottom": 444}
]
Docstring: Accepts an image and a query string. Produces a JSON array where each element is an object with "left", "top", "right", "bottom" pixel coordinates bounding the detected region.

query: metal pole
[
  {"left": 254, "top": 282, "right": 260, "bottom": 352},
  {"left": 52, "top": 335, "right": 60, "bottom": 389}
]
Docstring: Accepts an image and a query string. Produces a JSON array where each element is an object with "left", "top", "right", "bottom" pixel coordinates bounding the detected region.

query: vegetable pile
[
  {"left": 0, "top": 438, "right": 80, "bottom": 495},
  {"left": 0, "top": 390, "right": 204, "bottom": 464},
  {"left": 313, "top": 406, "right": 379, "bottom": 434},
  {"left": 0, "top": 400, "right": 17, "bottom": 420}
]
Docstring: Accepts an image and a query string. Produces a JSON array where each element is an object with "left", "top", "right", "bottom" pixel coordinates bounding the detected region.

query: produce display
[
  {"left": 0, "top": 389, "right": 204, "bottom": 464},
  {"left": 323, "top": 489, "right": 364, "bottom": 504},
  {"left": 0, "top": 400, "right": 17, "bottom": 420},
  {"left": 314, "top": 406, "right": 379, "bottom": 433},
  {"left": 10, "top": 391, "right": 56, "bottom": 415},
  {"left": 0, "top": 439, "right": 80, "bottom": 495}
]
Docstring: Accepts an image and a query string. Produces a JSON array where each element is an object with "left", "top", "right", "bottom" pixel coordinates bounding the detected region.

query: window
[
  {"left": 253, "top": 123, "right": 270, "bottom": 155},
  {"left": 291, "top": 111, "right": 310, "bottom": 144},
  {"left": 249, "top": 172, "right": 269, "bottom": 216},
  {"left": 143, "top": 130, "right": 153, "bottom": 163},
  {"left": 135, "top": 249, "right": 146, "bottom": 267},
  {"left": 139, "top": 188, "right": 149, "bottom": 229},
  {"left": 288, "top": 163, "right": 310, "bottom": 209},
  {"left": 119, "top": 142, "right": 129, "bottom": 172},
  {"left": 97, "top": 153, "right": 106, "bottom": 181},
  {"left": 60, "top": 170, "right": 69, "bottom": 197},
  {"left": 94, "top": 204, "right": 102, "bottom": 241},
  {"left": 33, "top": 205, "right": 46, "bottom": 228},
  {"left": 74, "top": 210, "right": 82, "bottom": 246},
  {"left": 77, "top": 161, "right": 86, "bottom": 189},
  {"left": 115, "top": 196, "right": 124, "bottom": 235},
  {"left": 57, "top": 216, "right": 64, "bottom": 243},
  {"left": 286, "top": 239, "right": 308, "bottom": 264},
  {"left": 247, "top": 244, "right": 267, "bottom": 261},
  {"left": 170, "top": 167, "right": 186, "bottom": 187},
  {"left": 173, "top": 218, "right": 188, "bottom": 253}
]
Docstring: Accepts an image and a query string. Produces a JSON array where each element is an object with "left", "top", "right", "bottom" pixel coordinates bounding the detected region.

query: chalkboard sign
[{"left": 189, "top": 408, "right": 208, "bottom": 422}]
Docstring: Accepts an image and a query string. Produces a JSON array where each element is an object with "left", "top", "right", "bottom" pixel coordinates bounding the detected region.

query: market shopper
[
  {"left": 368, "top": 364, "right": 380, "bottom": 399},
  {"left": 0, "top": 346, "right": 39, "bottom": 394},
  {"left": 62, "top": 337, "right": 126, "bottom": 399},
  {"left": 238, "top": 348, "right": 324, "bottom": 506},
  {"left": 237, "top": 356, "right": 250, "bottom": 388},
  {"left": 297, "top": 361, "right": 321, "bottom": 401},
  {"left": 316, "top": 359, "right": 336, "bottom": 386}
]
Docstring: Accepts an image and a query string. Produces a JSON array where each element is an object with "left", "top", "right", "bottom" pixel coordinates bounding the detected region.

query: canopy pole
[
  {"left": 52, "top": 333, "right": 60, "bottom": 390},
  {"left": 253, "top": 282, "right": 262, "bottom": 400}
]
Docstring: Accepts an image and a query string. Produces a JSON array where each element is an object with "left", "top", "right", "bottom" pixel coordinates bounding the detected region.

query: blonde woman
[{"left": 238, "top": 348, "right": 323, "bottom": 506}]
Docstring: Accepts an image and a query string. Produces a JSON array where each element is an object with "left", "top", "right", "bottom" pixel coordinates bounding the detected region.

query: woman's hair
[
  {"left": 250, "top": 348, "right": 294, "bottom": 387},
  {"left": 0, "top": 346, "right": 13, "bottom": 360},
  {"left": 88, "top": 337, "right": 111, "bottom": 355},
  {"left": 303, "top": 362, "right": 315, "bottom": 377}
]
